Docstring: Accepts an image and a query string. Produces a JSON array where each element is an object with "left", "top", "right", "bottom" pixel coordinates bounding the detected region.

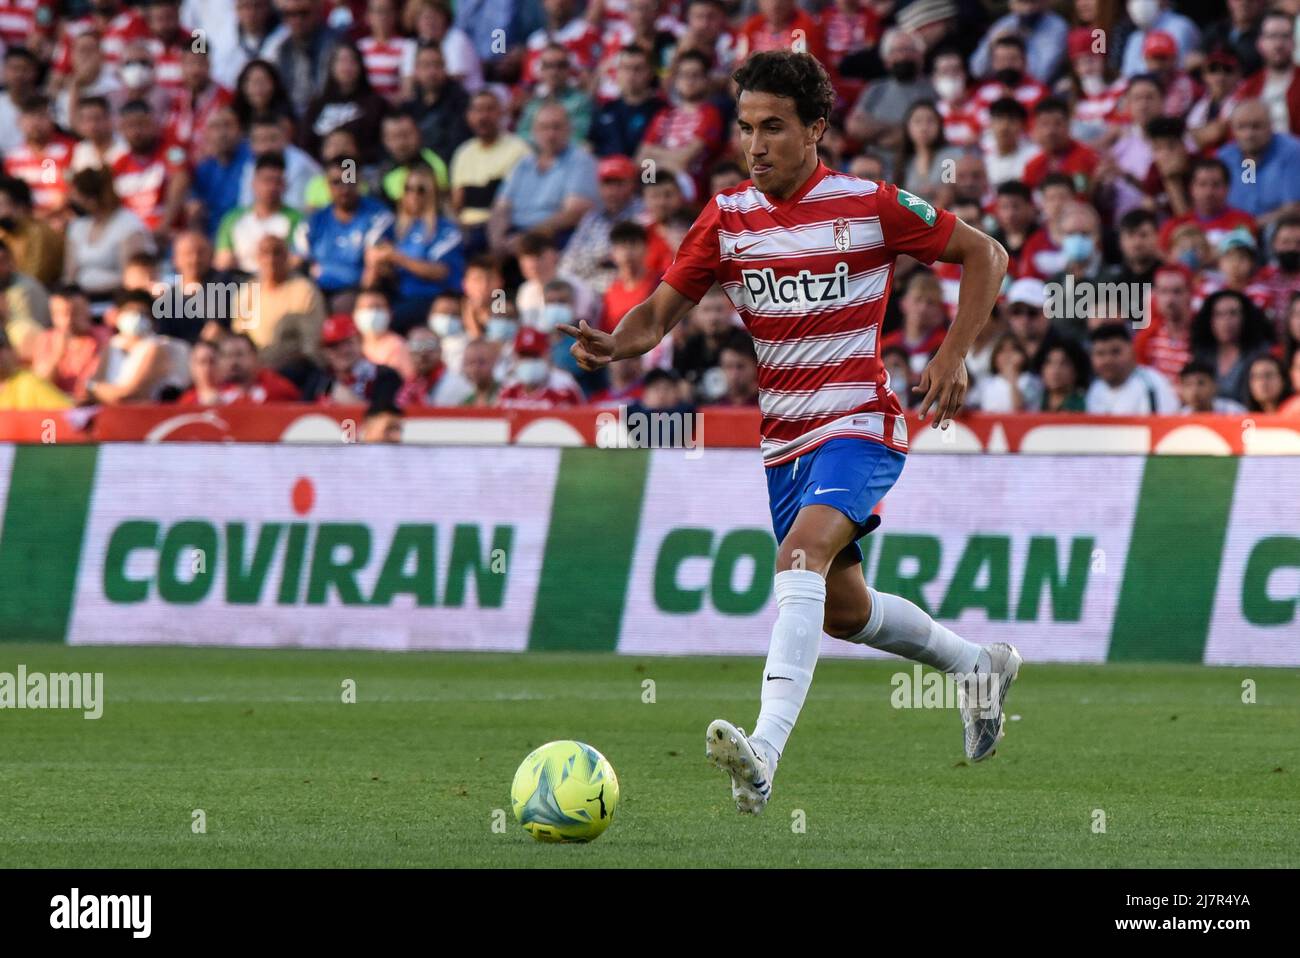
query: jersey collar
[{"left": 765, "top": 160, "right": 828, "bottom": 210}]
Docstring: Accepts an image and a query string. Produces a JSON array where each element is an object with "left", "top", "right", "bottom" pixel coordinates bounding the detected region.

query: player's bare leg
[
  {"left": 823, "top": 551, "right": 1022, "bottom": 761},
  {"left": 707, "top": 505, "right": 854, "bottom": 814}
]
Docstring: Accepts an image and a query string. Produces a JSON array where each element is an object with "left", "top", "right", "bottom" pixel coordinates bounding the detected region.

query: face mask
[
  {"left": 1176, "top": 248, "right": 1200, "bottom": 270},
  {"left": 115, "top": 311, "right": 151, "bottom": 338},
  {"left": 1277, "top": 250, "right": 1300, "bottom": 272},
  {"left": 120, "top": 63, "right": 154, "bottom": 89},
  {"left": 429, "top": 312, "right": 463, "bottom": 337},
  {"left": 354, "top": 308, "right": 390, "bottom": 335},
  {"left": 1061, "top": 232, "right": 1096, "bottom": 263},
  {"left": 933, "top": 75, "right": 964, "bottom": 101},
  {"left": 539, "top": 303, "right": 573, "bottom": 332},
  {"left": 890, "top": 61, "right": 919, "bottom": 83},
  {"left": 994, "top": 68, "right": 1024, "bottom": 89},
  {"left": 1128, "top": 0, "right": 1160, "bottom": 29},
  {"left": 515, "top": 357, "right": 548, "bottom": 388},
  {"left": 1081, "top": 74, "right": 1108, "bottom": 96},
  {"left": 486, "top": 318, "right": 517, "bottom": 342}
]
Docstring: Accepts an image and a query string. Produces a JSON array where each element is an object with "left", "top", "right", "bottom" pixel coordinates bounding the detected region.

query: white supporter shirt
[{"left": 1086, "top": 365, "right": 1180, "bottom": 414}]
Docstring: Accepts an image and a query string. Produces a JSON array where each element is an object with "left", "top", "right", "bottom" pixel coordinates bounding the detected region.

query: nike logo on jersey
[
  {"left": 732, "top": 241, "right": 757, "bottom": 256},
  {"left": 766, "top": 673, "right": 794, "bottom": 682},
  {"left": 741, "top": 262, "right": 850, "bottom": 307},
  {"left": 814, "top": 486, "right": 850, "bottom": 494}
]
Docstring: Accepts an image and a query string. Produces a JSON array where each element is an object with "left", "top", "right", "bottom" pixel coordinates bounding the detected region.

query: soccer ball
[{"left": 510, "top": 740, "right": 620, "bottom": 843}]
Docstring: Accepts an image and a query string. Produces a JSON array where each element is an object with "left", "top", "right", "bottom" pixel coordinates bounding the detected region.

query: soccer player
[{"left": 562, "top": 51, "right": 1022, "bottom": 815}]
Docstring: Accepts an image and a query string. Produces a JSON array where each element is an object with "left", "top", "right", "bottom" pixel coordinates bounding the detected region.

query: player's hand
[
  {"left": 559, "top": 319, "right": 615, "bottom": 371},
  {"left": 914, "top": 348, "right": 968, "bottom": 428}
]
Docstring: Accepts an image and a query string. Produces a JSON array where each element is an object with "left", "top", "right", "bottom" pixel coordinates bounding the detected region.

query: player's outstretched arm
[
  {"left": 559, "top": 282, "right": 696, "bottom": 372},
  {"left": 914, "top": 218, "right": 1010, "bottom": 427}
]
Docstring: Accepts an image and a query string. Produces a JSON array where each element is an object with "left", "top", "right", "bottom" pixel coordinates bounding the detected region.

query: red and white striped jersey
[
  {"left": 53, "top": 10, "right": 152, "bottom": 75},
  {"left": 663, "top": 164, "right": 957, "bottom": 466},
  {"left": 4, "top": 136, "right": 75, "bottom": 214},
  {"left": 0, "top": 0, "right": 53, "bottom": 48},
  {"left": 111, "top": 140, "right": 189, "bottom": 232},
  {"left": 359, "top": 36, "right": 417, "bottom": 101},
  {"left": 937, "top": 98, "right": 982, "bottom": 147}
]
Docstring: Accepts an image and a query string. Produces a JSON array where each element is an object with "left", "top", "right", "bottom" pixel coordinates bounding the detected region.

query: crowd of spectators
[{"left": 1, "top": 0, "right": 1299, "bottom": 421}]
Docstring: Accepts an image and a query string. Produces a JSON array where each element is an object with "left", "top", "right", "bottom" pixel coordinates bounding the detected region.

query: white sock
[
  {"left": 752, "top": 569, "right": 826, "bottom": 764},
  {"left": 849, "top": 588, "right": 989, "bottom": 675}
]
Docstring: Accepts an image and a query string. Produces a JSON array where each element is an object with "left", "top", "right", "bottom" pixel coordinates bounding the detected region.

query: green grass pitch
[{"left": 2, "top": 644, "right": 1297, "bottom": 868}]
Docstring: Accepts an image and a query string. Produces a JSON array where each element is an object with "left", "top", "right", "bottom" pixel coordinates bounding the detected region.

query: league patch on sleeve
[{"left": 896, "top": 189, "right": 937, "bottom": 226}]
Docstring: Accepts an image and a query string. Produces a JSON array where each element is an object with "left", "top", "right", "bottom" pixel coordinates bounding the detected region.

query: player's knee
[
  {"left": 823, "top": 612, "right": 868, "bottom": 640},
  {"left": 776, "top": 538, "right": 835, "bottom": 575}
]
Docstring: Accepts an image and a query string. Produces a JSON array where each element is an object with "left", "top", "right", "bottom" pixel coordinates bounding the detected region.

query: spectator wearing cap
[
  {"left": 30, "top": 285, "right": 111, "bottom": 402},
  {"left": 1206, "top": 1, "right": 1266, "bottom": 78},
  {"left": 517, "top": 44, "right": 595, "bottom": 148},
  {"left": 293, "top": 158, "right": 396, "bottom": 313},
  {"left": 1255, "top": 214, "right": 1300, "bottom": 326},
  {"left": 0, "top": 328, "right": 73, "bottom": 410},
  {"left": 0, "top": 175, "right": 64, "bottom": 289},
  {"left": 364, "top": 161, "right": 465, "bottom": 334},
  {"left": 497, "top": 324, "right": 583, "bottom": 409},
  {"left": 1140, "top": 30, "right": 1196, "bottom": 117},
  {"left": 353, "top": 288, "right": 415, "bottom": 382},
  {"left": 638, "top": 50, "right": 725, "bottom": 202},
  {"left": 1159, "top": 157, "right": 1259, "bottom": 252},
  {"left": 1188, "top": 49, "right": 1245, "bottom": 152},
  {"left": 710, "top": 329, "right": 760, "bottom": 408},
  {"left": 305, "top": 312, "right": 404, "bottom": 406},
  {"left": 396, "top": 326, "right": 474, "bottom": 407},
  {"left": 600, "top": 221, "right": 657, "bottom": 335},
  {"left": 1178, "top": 359, "right": 1246, "bottom": 414},
  {"left": 846, "top": 29, "right": 932, "bottom": 153},
  {"left": 1004, "top": 276, "right": 1053, "bottom": 357},
  {"left": 404, "top": 44, "right": 472, "bottom": 170},
  {"left": 1023, "top": 97, "right": 1098, "bottom": 194},
  {"left": 1060, "top": 27, "right": 1125, "bottom": 148},
  {"left": 275, "top": 0, "right": 344, "bottom": 119},
  {"left": 1235, "top": 10, "right": 1300, "bottom": 137},
  {"left": 969, "top": 0, "right": 1070, "bottom": 84},
  {"left": 449, "top": 90, "right": 531, "bottom": 255},
  {"left": 1191, "top": 289, "right": 1275, "bottom": 400},
  {"left": 559, "top": 154, "right": 647, "bottom": 294},
  {"left": 250, "top": 235, "right": 328, "bottom": 369},
  {"left": 516, "top": 230, "right": 596, "bottom": 330},
  {"left": 590, "top": 45, "right": 667, "bottom": 159},
  {"left": 982, "top": 98, "right": 1038, "bottom": 187},
  {"left": 489, "top": 102, "right": 598, "bottom": 256},
  {"left": 1218, "top": 100, "right": 1300, "bottom": 227},
  {"left": 1086, "top": 322, "right": 1180, "bottom": 413},
  {"left": 1121, "top": 0, "right": 1201, "bottom": 79}
]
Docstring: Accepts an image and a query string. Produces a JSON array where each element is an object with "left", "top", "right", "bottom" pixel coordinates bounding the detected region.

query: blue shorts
[{"left": 766, "top": 438, "right": 907, "bottom": 563}]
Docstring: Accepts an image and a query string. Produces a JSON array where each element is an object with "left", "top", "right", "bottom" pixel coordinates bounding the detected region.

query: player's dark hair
[
  {"left": 1119, "top": 208, "right": 1158, "bottom": 233},
  {"left": 1089, "top": 322, "right": 1133, "bottom": 344},
  {"left": 732, "top": 50, "right": 835, "bottom": 128},
  {"left": 988, "top": 97, "right": 1028, "bottom": 122},
  {"left": 610, "top": 220, "right": 648, "bottom": 245}
]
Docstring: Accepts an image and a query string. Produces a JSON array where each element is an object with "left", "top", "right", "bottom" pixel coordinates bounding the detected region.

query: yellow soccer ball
[{"left": 510, "top": 740, "right": 620, "bottom": 843}]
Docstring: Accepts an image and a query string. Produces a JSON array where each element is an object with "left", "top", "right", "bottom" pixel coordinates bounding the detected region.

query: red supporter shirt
[
  {"left": 53, "top": 10, "right": 151, "bottom": 75},
  {"left": 601, "top": 272, "right": 659, "bottom": 332},
  {"left": 497, "top": 375, "right": 585, "bottom": 409},
  {"left": 181, "top": 369, "right": 302, "bottom": 405},
  {"left": 643, "top": 101, "right": 725, "bottom": 197},
  {"left": 112, "top": 139, "right": 189, "bottom": 232},
  {"left": 662, "top": 163, "right": 956, "bottom": 465},
  {"left": 167, "top": 84, "right": 235, "bottom": 161},
  {"left": 737, "top": 9, "right": 827, "bottom": 65},
  {"left": 1022, "top": 140, "right": 1098, "bottom": 192},
  {"left": 359, "top": 36, "right": 416, "bottom": 101},
  {"left": 1158, "top": 208, "right": 1258, "bottom": 253},
  {"left": 1134, "top": 319, "right": 1192, "bottom": 384},
  {"left": 522, "top": 18, "right": 603, "bottom": 85},
  {"left": 5, "top": 135, "right": 75, "bottom": 214},
  {"left": 0, "top": 0, "right": 53, "bottom": 48}
]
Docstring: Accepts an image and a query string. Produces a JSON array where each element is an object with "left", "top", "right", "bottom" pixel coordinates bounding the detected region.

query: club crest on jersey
[
  {"left": 741, "top": 262, "right": 850, "bottom": 308},
  {"left": 833, "top": 217, "right": 851, "bottom": 251}
]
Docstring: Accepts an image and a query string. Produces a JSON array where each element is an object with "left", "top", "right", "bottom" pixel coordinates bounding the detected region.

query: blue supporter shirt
[
  {"left": 192, "top": 140, "right": 252, "bottom": 238},
  {"left": 1220, "top": 133, "right": 1300, "bottom": 220},
  {"left": 498, "top": 145, "right": 599, "bottom": 232},
  {"left": 294, "top": 196, "right": 395, "bottom": 294},
  {"left": 394, "top": 215, "right": 465, "bottom": 301}
]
